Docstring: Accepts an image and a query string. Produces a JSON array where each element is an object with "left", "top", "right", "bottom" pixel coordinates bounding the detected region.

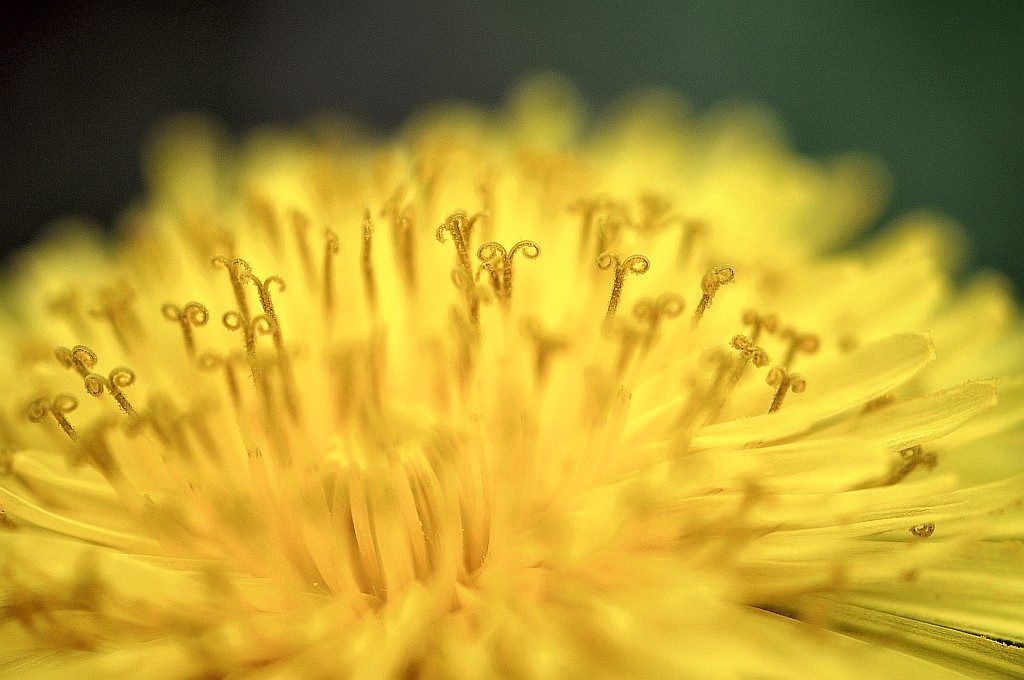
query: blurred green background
[{"left": 2, "top": 1, "right": 1021, "bottom": 289}]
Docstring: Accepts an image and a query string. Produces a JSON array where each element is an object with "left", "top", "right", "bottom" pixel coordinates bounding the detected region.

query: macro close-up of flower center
[{"left": 1, "top": 78, "right": 1023, "bottom": 679}]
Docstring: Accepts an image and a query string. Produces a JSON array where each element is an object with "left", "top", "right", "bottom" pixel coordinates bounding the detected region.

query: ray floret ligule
[{"left": 1, "top": 78, "right": 1023, "bottom": 679}]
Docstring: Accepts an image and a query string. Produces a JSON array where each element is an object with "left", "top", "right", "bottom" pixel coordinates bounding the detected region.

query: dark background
[{"left": 3, "top": 1, "right": 1022, "bottom": 289}]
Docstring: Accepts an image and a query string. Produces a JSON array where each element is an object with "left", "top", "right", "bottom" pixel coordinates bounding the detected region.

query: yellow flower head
[{"left": 2, "top": 76, "right": 1023, "bottom": 678}]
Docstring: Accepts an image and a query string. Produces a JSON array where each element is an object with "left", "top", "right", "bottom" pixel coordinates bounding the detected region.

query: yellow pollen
[
  {"left": 692, "top": 265, "right": 735, "bottom": 326},
  {"left": 198, "top": 351, "right": 244, "bottom": 409},
  {"left": 212, "top": 256, "right": 254, "bottom": 319},
  {"left": 393, "top": 206, "right": 418, "bottom": 295},
  {"left": 436, "top": 212, "right": 475, "bottom": 279},
  {"left": 677, "top": 219, "right": 707, "bottom": 268},
  {"left": 675, "top": 347, "right": 733, "bottom": 441},
  {"left": 247, "top": 191, "right": 282, "bottom": 249},
  {"left": 222, "top": 311, "right": 276, "bottom": 388},
  {"left": 55, "top": 345, "right": 98, "bottom": 378},
  {"left": 4, "top": 81, "right": 1021, "bottom": 680},
  {"left": 361, "top": 207, "right": 379, "bottom": 316},
  {"left": 885, "top": 445, "right": 938, "bottom": 484},
  {"left": 476, "top": 240, "right": 541, "bottom": 306},
  {"left": 477, "top": 177, "right": 497, "bottom": 239},
  {"left": 239, "top": 270, "right": 301, "bottom": 418},
  {"left": 729, "top": 334, "right": 770, "bottom": 385},
  {"left": 160, "top": 302, "right": 210, "bottom": 357},
  {"left": 568, "top": 195, "right": 610, "bottom": 261},
  {"left": 741, "top": 309, "right": 780, "bottom": 343},
  {"left": 463, "top": 210, "right": 487, "bottom": 247},
  {"left": 26, "top": 394, "right": 79, "bottom": 440},
  {"left": 597, "top": 252, "right": 651, "bottom": 319},
  {"left": 84, "top": 367, "right": 138, "bottom": 418},
  {"left": 605, "top": 318, "right": 649, "bottom": 377},
  {"left": 910, "top": 523, "right": 936, "bottom": 538},
  {"left": 778, "top": 326, "right": 821, "bottom": 369},
  {"left": 322, "top": 229, "right": 341, "bottom": 320},
  {"left": 766, "top": 366, "right": 807, "bottom": 413},
  {"left": 90, "top": 282, "right": 142, "bottom": 353},
  {"left": 242, "top": 272, "right": 286, "bottom": 325},
  {"left": 47, "top": 288, "right": 90, "bottom": 338},
  {"left": 290, "top": 209, "right": 318, "bottom": 289},
  {"left": 635, "top": 192, "right": 680, "bottom": 234},
  {"left": 520, "top": 317, "right": 570, "bottom": 385},
  {"left": 450, "top": 267, "right": 492, "bottom": 331},
  {"left": 632, "top": 293, "right": 685, "bottom": 356},
  {"left": 595, "top": 214, "right": 627, "bottom": 259}
]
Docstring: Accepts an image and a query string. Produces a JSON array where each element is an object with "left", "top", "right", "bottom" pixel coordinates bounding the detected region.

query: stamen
[
  {"left": 414, "top": 161, "right": 441, "bottom": 218},
  {"left": 450, "top": 268, "right": 492, "bottom": 331},
  {"left": 692, "top": 266, "right": 735, "bottom": 326},
  {"left": 185, "top": 403, "right": 218, "bottom": 461},
  {"left": 395, "top": 206, "right": 418, "bottom": 295},
  {"left": 241, "top": 273, "right": 286, "bottom": 330},
  {"left": 636, "top": 193, "right": 675, "bottom": 233},
  {"left": 704, "top": 347, "right": 735, "bottom": 392},
  {"left": 290, "top": 209, "right": 318, "bottom": 289},
  {"left": 48, "top": 289, "right": 89, "bottom": 339},
  {"left": 884, "top": 445, "right": 937, "bottom": 485},
  {"left": 27, "top": 395, "right": 79, "bottom": 440},
  {"left": 694, "top": 337, "right": 768, "bottom": 426},
  {"left": 141, "top": 394, "right": 193, "bottom": 460},
  {"left": 910, "top": 523, "right": 935, "bottom": 538},
  {"left": 477, "top": 174, "right": 497, "bottom": 240},
  {"left": 84, "top": 367, "right": 138, "bottom": 418},
  {"left": 90, "top": 283, "right": 143, "bottom": 353},
  {"left": 212, "top": 257, "right": 254, "bottom": 319},
  {"left": 570, "top": 197, "right": 629, "bottom": 262},
  {"left": 595, "top": 214, "right": 627, "bottom": 261},
  {"left": 379, "top": 182, "right": 406, "bottom": 218},
  {"left": 322, "top": 230, "right": 340, "bottom": 320},
  {"left": 568, "top": 195, "right": 609, "bottom": 261},
  {"left": 436, "top": 212, "right": 474, "bottom": 279},
  {"left": 729, "top": 334, "right": 770, "bottom": 386},
  {"left": 463, "top": 211, "right": 487, "bottom": 248},
  {"left": 196, "top": 350, "right": 263, "bottom": 469},
  {"left": 247, "top": 192, "right": 281, "bottom": 249},
  {"left": 741, "top": 310, "right": 779, "bottom": 343},
  {"left": 633, "top": 293, "right": 685, "bottom": 356},
  {"left": 778, "top": 327, "right": 821, "bottom": 369},
  {"left": 902, "top": 445, "right": 930, "bottom": 464},
  {"left": 477, "top": 252, "right": 501, "bottom": 299},
  {"left": 361, "top": 207, "right": 379, "bottom": 316},
  {"left": 448, "top": 307, "right": 478, "bottom": 392},
  {"left": 198, "top": 352, "right": 243, "bottom": 409},
  {"left": 676, "top": 347, "right": 734, "bottom": 434},
  {"left": 520, "top": 317, "right": 569, "bottom": 385},
  {"left": 476, "top": 240, "right": 541, "bottom": 306},
  {"left": 160, "top": 302, "right": 209, "bottom": 357},
  {"left": 241, "top": 271, "right": 301, "bottom": 418},
  {"left": 76, "top": 419, "right": 121, "bottom": 480},
  {"left": 677, "top": 219, "right": 707, "bottom": 269},
  {"left": 605, "top": 319, "right": 647, "bottom": 377},
  {"left": 222, "top": 311, "right": 276, "bottom": 387},
  {"left": 766, "top": 366, "right": 807, "bottom": 413},
  {"left": 597, "top": 252, "right": 651, "bottom": 319},
  {"left": 55, "top": 345, "right": 98, "bottom": 378}
]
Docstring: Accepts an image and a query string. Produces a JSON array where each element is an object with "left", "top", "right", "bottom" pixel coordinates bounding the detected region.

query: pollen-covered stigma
[{"left": 2, "top": 77, "right": 1024, "bottom": 679}]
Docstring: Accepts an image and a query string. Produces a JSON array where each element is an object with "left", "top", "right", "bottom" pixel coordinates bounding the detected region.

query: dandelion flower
[{"left": 2, "top": 77, "right": 1023, "bottom": 679}]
